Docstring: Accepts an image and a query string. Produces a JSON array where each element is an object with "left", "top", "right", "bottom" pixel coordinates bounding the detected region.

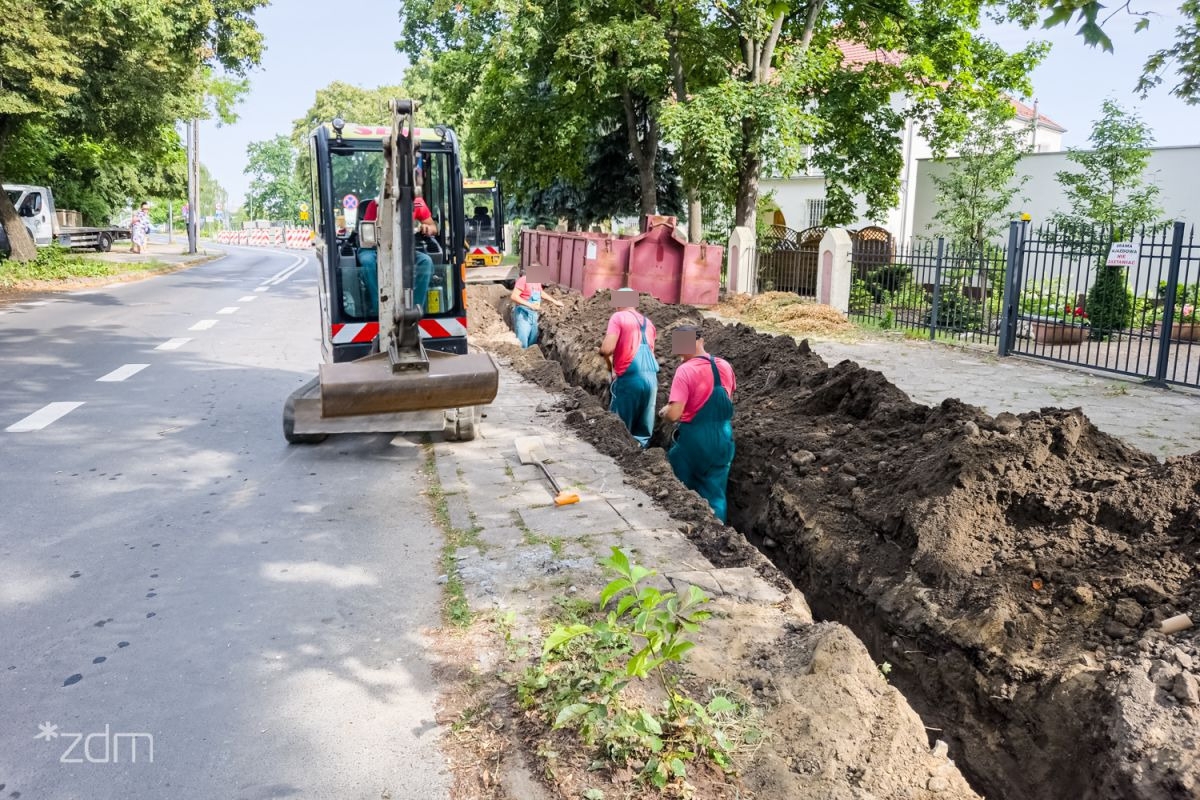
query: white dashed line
[
  {"left": 190, "top": 319, "right": 219, "bottom": 330},
  {"left": 254, "top": 287, "right": 269, "bottom": 293},
  {"left": 237, "top": 296, "right": 258, "bottom": 303},
  {"left": 217, "top": 307, "right": 239, "bottom": 315},
  {"left": 7, "top": 402, "right": 85, "bottom": 432},
  {"left": 97, "top": 364, "right": 149, "bottom": 382},
  {"left": 155, "top": 338, "right": 192, "bottom": 351}
]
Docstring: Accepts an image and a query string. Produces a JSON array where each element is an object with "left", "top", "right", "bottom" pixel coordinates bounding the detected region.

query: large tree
[
  {"left": 244, "top": 135, "right": 305, "bottom": 222},
  {"left": 0, "top": 0, "right": 266, "bottom": 261},
  {"left": 930, "top": 101, "right": 1030, "bottom": 249}
]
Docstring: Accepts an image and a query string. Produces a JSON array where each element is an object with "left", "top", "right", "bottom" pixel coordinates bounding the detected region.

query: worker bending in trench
[
  {"left": 598, "top": 288, "right": 659, "bottom": 447},
  {"left": 659, "top": 325, "right": 736, "bottom": 522},
  {"left": 510, "top": 261, "right": 562, "bottom": 348}
]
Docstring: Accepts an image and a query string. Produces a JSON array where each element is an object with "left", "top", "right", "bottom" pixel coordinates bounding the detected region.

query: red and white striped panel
[
  {"left": 469, "top": 246, "right": 500, "bottom": 256},
  {"left": 418, "top": 317, "right": 467, "bottom": 338},
  {"left": 284, "top": 229, "right": 312, "bottom": 249},
  {"left": 331, "top": 322, "right": 380, "bottom": 344}
]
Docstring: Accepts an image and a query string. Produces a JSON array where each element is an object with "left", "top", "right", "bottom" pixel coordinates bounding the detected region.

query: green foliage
[
  {"left": 1086, "top": 265, "right": 1133, "bottom": 338},
  {"left": 244, "top": 136, "right": 306, "bottom": 222},
  {"left": 924, "top": 292, "right": 984, "bottom": 332},
  {"left": 0, "top": 0, "right": 265, "bottom": 257},
  {"left": 930, "top": 101, "right": 1029, "bottom": 249},
  {"left": 519, "top": 547, "right": 750, "bottom": 790},
  {"left": 1054, "top": 100, "right": 1161, "bottom": 236},
  {"left": 849, "top": 279, "right": 874, "bottom": 313},
  {"left": 864, "top": 264, "right": 913, "bottom": 302}
]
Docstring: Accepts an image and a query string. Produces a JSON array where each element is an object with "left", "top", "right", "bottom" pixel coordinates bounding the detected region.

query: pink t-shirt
[
  {"left": 513, "top": 276, "right": 543, "bottom": 302},
  {"left": 668, "top": 356, "right": 736, "bottom": 423},
  {"left": 605, "top": 309, "right": 657, "bottom": 376}
]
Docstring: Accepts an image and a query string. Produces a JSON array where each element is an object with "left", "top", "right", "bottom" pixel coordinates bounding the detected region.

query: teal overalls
[
  {"left": 667, "top": 356, "right": 735, "bottom": 523},
  {"left": 608, "top": 311, "right": 659, "bottom": 447}
]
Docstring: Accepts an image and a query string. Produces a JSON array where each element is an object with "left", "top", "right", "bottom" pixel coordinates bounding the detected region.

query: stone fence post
[
  {"left": 725, "top": 226, "right": 756, "bottom": 295},
  {"left": 818, "top": 228, "right": 854, "bottom": 312}
]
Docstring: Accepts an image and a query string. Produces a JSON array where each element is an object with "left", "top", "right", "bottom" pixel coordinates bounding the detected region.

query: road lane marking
[
  {"left": 237, "top": 296, "right": 258, "bottom": 303},
  {"left": 262, "top": 256, "right": 307, "bottom": 286},
  {"left": 97, "top": 364, "right": 149, "bottom": 382},
  {"left": 190, "top": 319, "right": 218, "bottom": 331},
  {"left": 7, "top": 402, "right": 85, "bottom": 432},
  {"left": 155, "top": 338, "right": 191, "bottom": 351},
  {"left": 217, "top": 307, "right": 239, "bottom": 315},
  {"left": 254, "top": 287, "right": 269, "bottom": 292}
]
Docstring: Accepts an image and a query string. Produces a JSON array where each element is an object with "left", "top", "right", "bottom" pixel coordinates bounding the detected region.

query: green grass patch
[
  {"left": 0, "top": 245, "right": 169, "bottom": 288},
  {"left": 423, "top": 443, "right": 485, "bottom": 628}
]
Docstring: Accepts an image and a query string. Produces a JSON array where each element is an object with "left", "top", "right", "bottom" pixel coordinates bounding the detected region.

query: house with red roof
[{"left": 761, "top": 42, "right": 1065, "bottom": 245}]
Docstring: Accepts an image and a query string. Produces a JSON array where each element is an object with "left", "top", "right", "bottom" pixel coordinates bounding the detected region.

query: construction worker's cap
[{"left": 413, "top": 197, "right": 433, "bottom": 222}]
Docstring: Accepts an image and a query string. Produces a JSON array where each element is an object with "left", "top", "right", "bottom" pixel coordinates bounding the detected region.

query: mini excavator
[{"left": 283, "top": 100, "right": 498, "bottom": 443}]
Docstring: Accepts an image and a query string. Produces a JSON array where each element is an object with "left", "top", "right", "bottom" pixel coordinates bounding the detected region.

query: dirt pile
[
  {"left": 477, "top": 285, "right": 1200, "bottom": 800},
  {"left": 467, "top": 285, "right": 984, "bottom": 799},
  {"left": 716, "top": 291, "right": 854, "bottom": 337}
]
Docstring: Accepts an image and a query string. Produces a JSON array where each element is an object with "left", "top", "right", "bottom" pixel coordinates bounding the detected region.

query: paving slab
[{"left": 517, "top": 499, "right": 630, "bottom": 540}]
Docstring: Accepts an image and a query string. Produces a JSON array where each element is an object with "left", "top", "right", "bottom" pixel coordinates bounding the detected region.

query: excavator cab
[
  {"left": 283, "top": 103, "right": 498, "bottom": 443},
  {"left": 463, "top": 178, "right": 504, "bottom": 268}
]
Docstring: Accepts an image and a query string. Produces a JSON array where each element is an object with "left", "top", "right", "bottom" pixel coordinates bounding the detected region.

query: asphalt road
[{"left": 0, "top": 247, "right": 450, "bottom": 799}]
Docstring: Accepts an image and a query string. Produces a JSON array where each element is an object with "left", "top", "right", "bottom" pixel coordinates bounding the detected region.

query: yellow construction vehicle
[
  {"left": 282, "top": 100, "right": 499, "bottom": 443},
  {"left": 463, "top": 178, "right": 504, "bottom": 268}
]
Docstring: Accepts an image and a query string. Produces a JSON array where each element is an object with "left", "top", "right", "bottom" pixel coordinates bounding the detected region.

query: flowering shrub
[
  {"left": 1178, "top": 303, "right": 1197, "bottom": 324},
  {"left": 1051, "top": 304, "right": 1090, "bottom": 325}
]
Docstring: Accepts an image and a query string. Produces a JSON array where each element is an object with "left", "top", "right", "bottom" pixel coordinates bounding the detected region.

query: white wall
[
  {"left": 911, "top": 145, "right": 1200, "bottom": 245},
  {"left": 763, "top": 98, "right": 1062, "bottom": 244}
]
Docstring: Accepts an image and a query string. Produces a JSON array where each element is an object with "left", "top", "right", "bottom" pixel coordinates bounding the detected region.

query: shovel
[{"left": 515, "top": 436, "right": 580, "bottom": 506}]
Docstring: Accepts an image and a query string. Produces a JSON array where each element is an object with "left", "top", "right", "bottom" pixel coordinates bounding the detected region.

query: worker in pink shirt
[
  {"left": 659, "top": 325, "right": 736, "bottom": 522},
  {"left": 598, "top": 288, "right": 658, "bottom": 446}
]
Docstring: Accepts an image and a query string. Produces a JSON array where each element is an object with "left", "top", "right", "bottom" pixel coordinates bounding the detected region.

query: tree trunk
[
  {"left": 0, "top": 181, "right": 39, "bottom": 263},
  {"left": 621, "top": 88, "right": 658, "bottom": 219},
  {"left": 734, "top": 134, "right": 761, "bottom": 233},
  {"left": 687, "top": 185, "right": 702, "bottom": 242}
]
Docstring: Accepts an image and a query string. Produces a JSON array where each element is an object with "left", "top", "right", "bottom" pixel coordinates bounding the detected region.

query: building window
[{"left": 807, "top": 199, "right": 826, "bottom": 228}]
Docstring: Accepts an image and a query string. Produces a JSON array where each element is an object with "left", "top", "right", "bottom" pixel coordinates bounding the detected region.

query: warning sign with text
[{"left": 1105, "top": 242, "right": 1138, "bottom": 268}]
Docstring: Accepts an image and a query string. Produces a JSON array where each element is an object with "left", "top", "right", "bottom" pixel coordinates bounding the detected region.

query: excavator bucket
[{"left": 318, "top": 350, "right": 498, "bottom": 418}]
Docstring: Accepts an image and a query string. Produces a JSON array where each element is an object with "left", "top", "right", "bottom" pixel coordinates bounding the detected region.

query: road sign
[
  {"left": 299, "top": 211, "right": 310, "bottom": 222},
  {"left": 299, "top": 202, "right": 310, "bottom": 212},
  {"left": 1106, "top": 242, "right": 1138, "bottom": 269},
  {"left": 342, "top": 194, "right": 358, "bottom": 210}
]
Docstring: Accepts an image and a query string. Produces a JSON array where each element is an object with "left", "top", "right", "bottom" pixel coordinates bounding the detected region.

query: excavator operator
[{"left": 356, "top": 194, "right": 438, "bottom": 315}]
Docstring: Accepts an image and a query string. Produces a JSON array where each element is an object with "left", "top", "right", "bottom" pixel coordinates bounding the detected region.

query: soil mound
[{"left": 472, "top": 284, "right": 1200, "bottom": 800}]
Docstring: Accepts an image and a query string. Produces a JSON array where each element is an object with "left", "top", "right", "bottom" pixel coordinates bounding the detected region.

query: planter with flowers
[
  {"left": 1032, "top": 304, "right": 1090, "bottom": 345},
  {"left": 1020, "top": 280, "right": 1090, "bottom": 344},
  {"left": 1156, "top": 302, "right": 1200, "bottom": 341}
]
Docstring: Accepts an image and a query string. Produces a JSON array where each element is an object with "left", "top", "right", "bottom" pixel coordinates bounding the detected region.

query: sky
[{"left": 204, "top": 2, "right": 1199, "bottom": 210}]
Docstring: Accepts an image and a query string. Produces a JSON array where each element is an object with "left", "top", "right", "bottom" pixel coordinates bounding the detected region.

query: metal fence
[
  {"left": 1000, "top": 221, "right": 1200, "bottom": 389},
  {"left": 841, "top": 222, "right": 1199, "bottom": 389},
  {"left": 848, "top": 238, "right": 1008, "bottom": 346}
]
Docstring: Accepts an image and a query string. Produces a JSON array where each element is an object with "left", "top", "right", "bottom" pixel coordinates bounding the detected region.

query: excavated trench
[{"left": 469, "top": 284, "right": 1200, "bottom": 800}]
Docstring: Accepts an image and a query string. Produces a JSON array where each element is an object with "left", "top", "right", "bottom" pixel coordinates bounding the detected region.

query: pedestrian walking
[{"left": 130, "top": 202, "right": 151, "bottom": 254}]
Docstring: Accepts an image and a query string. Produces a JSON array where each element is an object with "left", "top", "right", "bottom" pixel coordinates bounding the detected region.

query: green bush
[
  {"left": 849, "top": 278, "right": 873, "bottom": 312},
  {"left": 925, "top": 292, "right": 984, "bottom": 331},
  {"left": 1086, "top": 264, "right": 1133, "bottom": 338},
  {"left": 865, "top": 263, "right": 912, "bottom": 301}
]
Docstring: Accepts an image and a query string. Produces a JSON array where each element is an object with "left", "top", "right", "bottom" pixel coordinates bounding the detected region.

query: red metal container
[{"left": 518, "top": 217, "right": 722, "bottom": 307}]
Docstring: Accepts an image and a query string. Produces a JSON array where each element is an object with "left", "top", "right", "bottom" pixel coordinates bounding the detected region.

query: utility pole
[
  {"left": 186, "top": 119, "right": 200, "bottom": 254},
  {"left": 168, "top": 201, "right": 174, "bottom": 244}
]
